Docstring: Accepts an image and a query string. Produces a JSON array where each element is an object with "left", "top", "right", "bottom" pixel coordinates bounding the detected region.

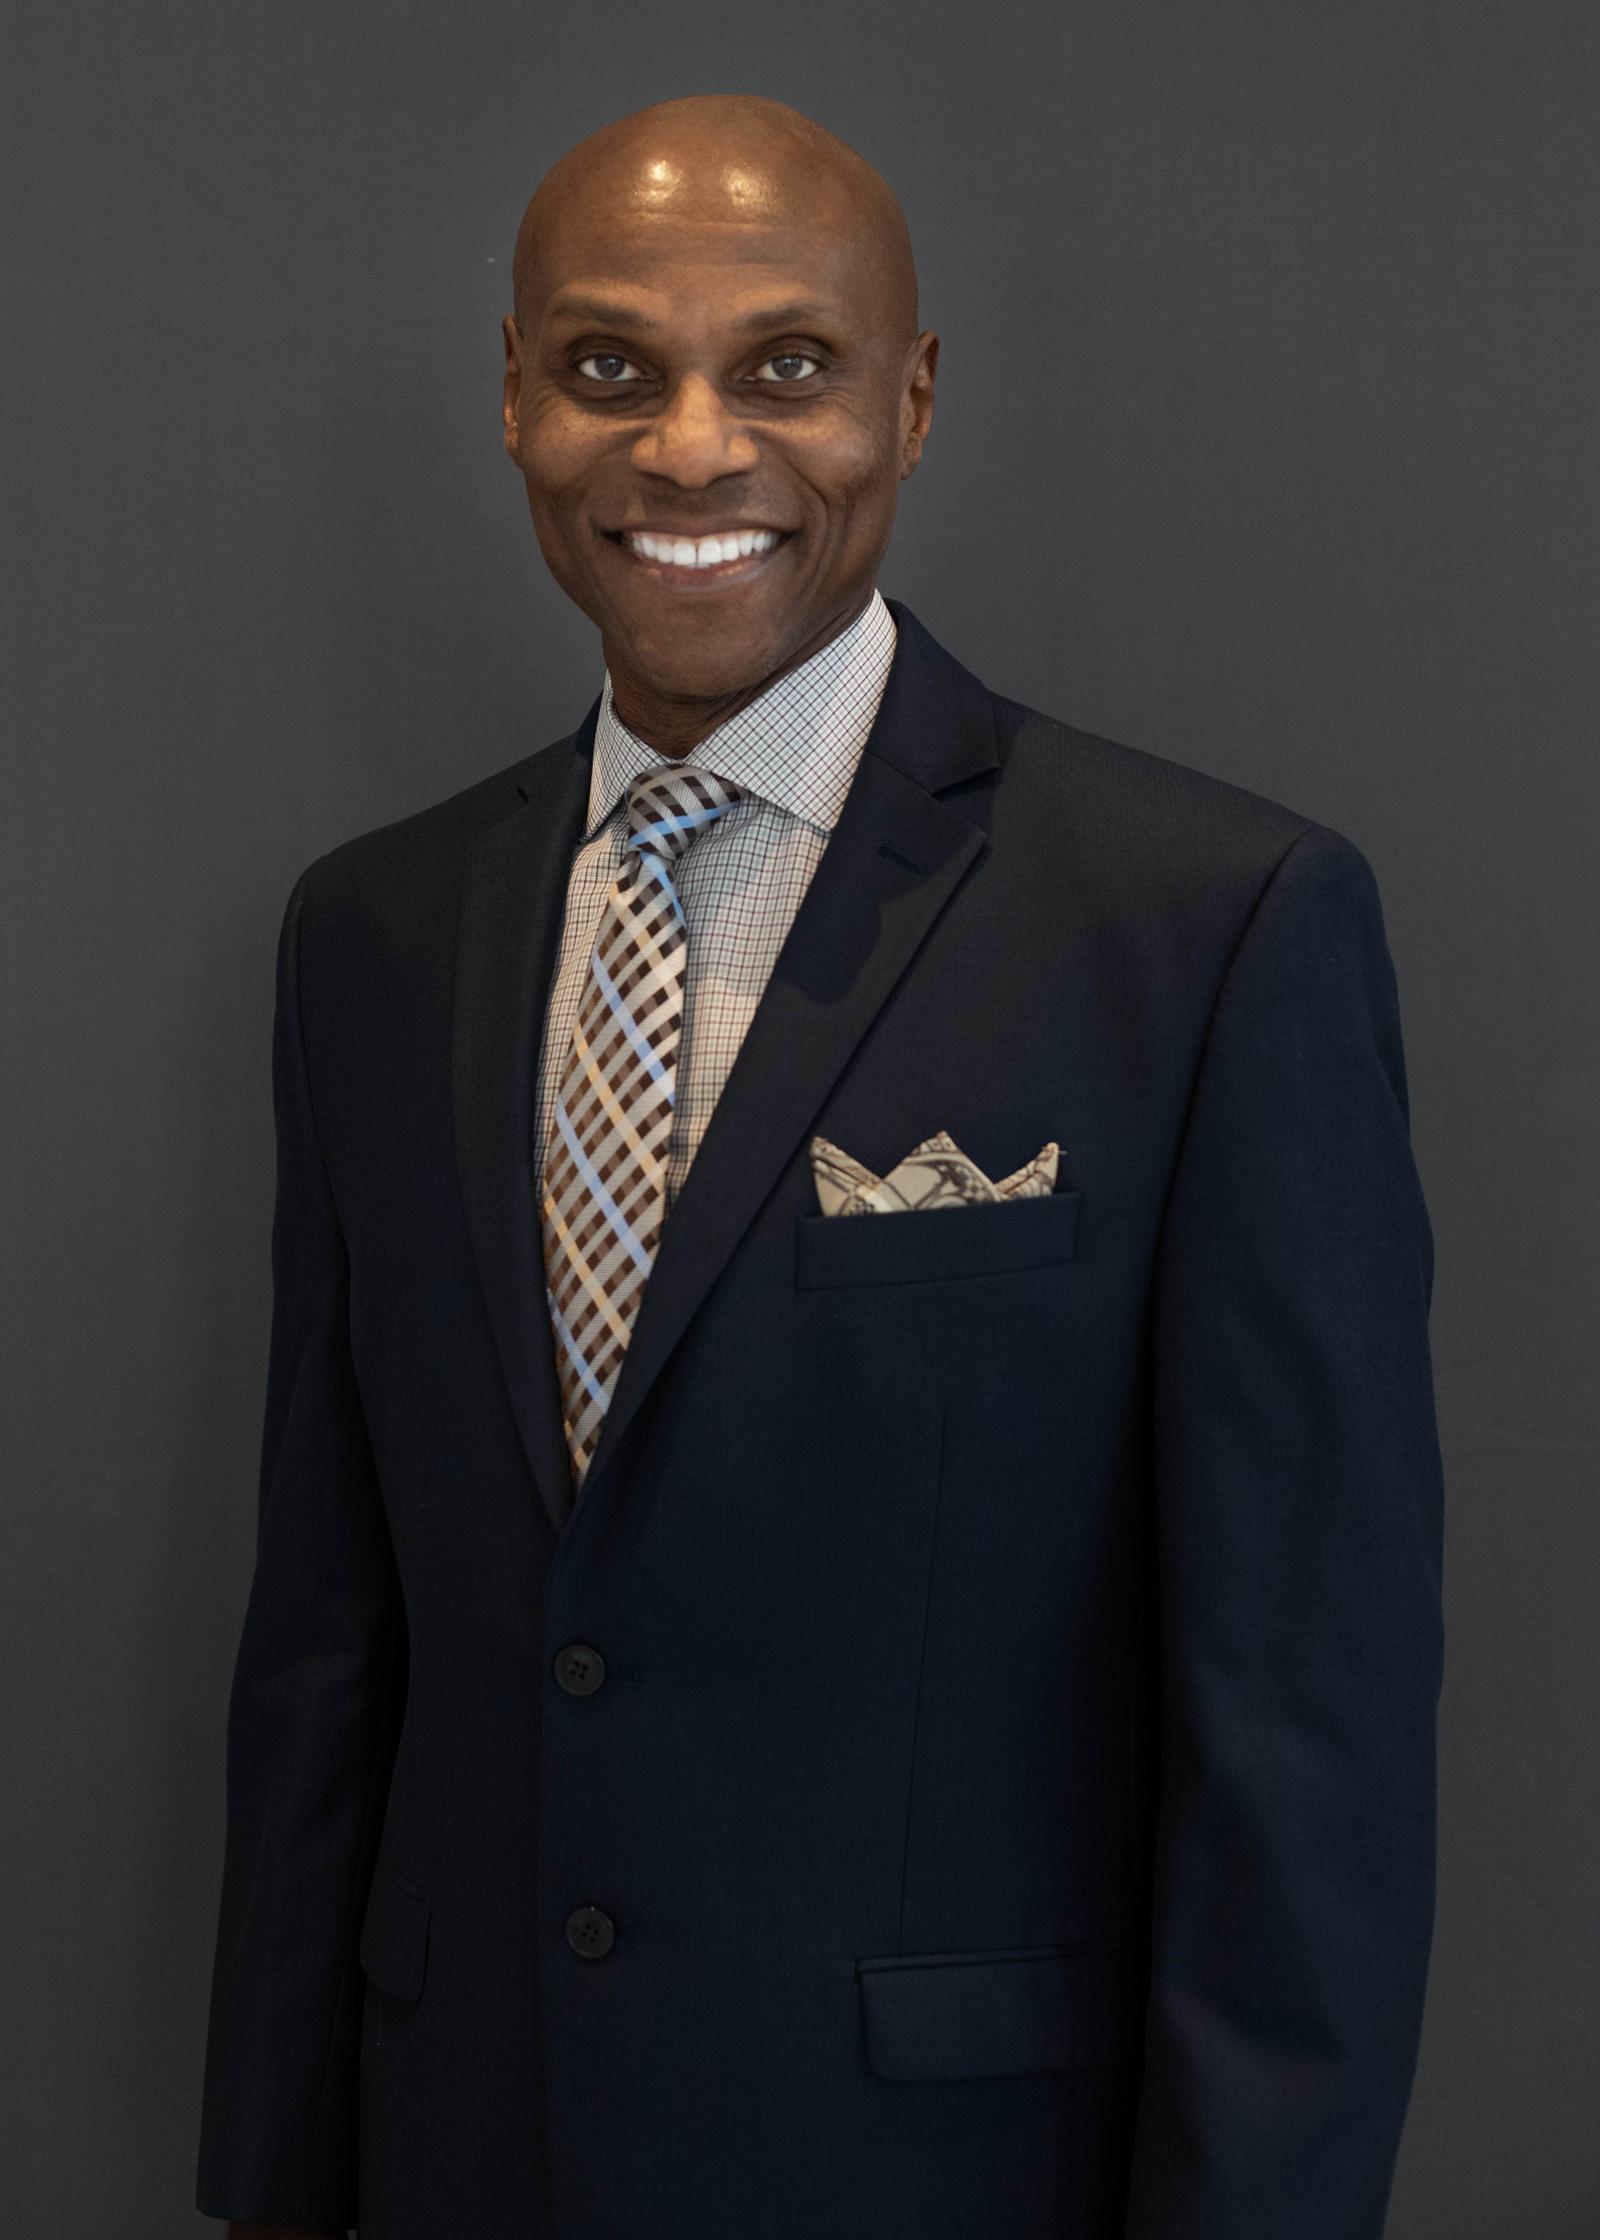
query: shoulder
[
  {"left": 293, "top": 747, "right": 547, "bottom": 903},
  {"left": 991, "top": 689, "right": 1317, "bottom": 855},
  {"left": 276, "top": 731, "right": 585, "bottom": 961},
  {"left": 985, "top": 686, "right": 1383, "bottom": 926}
]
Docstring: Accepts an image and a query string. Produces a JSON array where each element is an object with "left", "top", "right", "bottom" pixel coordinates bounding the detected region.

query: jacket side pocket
[
  {"left": 358, "top": 1870, "right": 430, "bottom": 2004},
  {"left": 855, "top": 1936, "right": 1146, "bottom": 2082}
]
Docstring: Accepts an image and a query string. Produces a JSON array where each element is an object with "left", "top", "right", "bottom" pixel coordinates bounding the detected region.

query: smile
[{"left": 604, "top": 526, "right": 793, "bottom": 587}]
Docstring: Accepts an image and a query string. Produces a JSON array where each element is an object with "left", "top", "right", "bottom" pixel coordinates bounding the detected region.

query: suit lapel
[
  {"left": 453, "top": 600, "right": 1000, "bottom": 1541},
  {"left": 452, "top": 698, "right": 599, "bottom": 1533},
  {"left": 580, "top": 600, "right": 999, "bottom": 1506}
]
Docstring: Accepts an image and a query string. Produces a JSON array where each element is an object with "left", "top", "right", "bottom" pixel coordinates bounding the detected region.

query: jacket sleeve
[
  {"left": 196, "top": 866, "right": 405, "bottom": 2231},
  {"left": 1122, "top": 824, "right": 1445, "bottom": 2238}
]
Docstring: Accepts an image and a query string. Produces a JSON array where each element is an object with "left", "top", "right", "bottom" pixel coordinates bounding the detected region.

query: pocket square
[{"left": 809, "top": 1130, "right": 1061, "bottom": 1216}]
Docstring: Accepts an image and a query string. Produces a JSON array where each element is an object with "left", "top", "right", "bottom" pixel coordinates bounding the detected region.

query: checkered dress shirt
[{"left": 533, "top": 585, "right": 898, "bottom": 1215}]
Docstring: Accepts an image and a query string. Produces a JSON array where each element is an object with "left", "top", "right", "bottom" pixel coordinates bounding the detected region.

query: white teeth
[{"left": 624, "top": 529, "right": 782, "bottom": 568}]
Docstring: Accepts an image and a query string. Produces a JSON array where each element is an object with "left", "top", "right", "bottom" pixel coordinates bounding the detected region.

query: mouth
[{"left": 600, "top": 524, "right": 795, "bottom": 591}]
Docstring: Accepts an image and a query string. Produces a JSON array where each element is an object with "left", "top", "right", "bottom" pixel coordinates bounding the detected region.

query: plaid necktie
[{"left": 540, "top": 760, "right": 746, "bottom": 1495}]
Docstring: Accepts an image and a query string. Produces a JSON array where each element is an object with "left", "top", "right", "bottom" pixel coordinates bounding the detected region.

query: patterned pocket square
[{"left": 808, "top": 1129, "right": 1061, "bottom": 1216}]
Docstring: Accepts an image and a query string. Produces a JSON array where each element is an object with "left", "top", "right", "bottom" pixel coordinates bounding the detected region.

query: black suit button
[
  {"left": 554, "top": 1643, "right": 607, "bottom": 1695},
  {"left": 566, "top": 1905, "right": 615, "bottom": 1959}
]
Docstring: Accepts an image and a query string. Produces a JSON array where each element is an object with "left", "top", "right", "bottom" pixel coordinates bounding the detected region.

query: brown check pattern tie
[{"left": 540, "top": 761, "right": 746, "bottom": 1496}]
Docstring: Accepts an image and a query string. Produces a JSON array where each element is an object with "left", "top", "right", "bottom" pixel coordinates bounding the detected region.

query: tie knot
[{"left": 624, "top": 762, "right": 745, "bottom": 863}]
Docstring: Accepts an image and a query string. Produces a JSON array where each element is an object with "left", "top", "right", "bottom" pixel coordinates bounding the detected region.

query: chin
[
  {"left": 637, "top": 658, "right": 762, "bottom": 703},
  {"left": 614, "top": 620, "right": 784, "bottom": 702}
]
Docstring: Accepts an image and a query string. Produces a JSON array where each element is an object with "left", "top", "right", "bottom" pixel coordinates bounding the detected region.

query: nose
[{"left": 629, "top": 371, "right": 760, "bottom": 486}]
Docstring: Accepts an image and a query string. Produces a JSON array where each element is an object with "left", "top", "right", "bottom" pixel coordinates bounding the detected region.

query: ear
[
  {"left": 899, "top": 329, "right": 938, "bottom": 477},
  {"left": 502, "top": 315, "right": 523, "bottom": 459}
]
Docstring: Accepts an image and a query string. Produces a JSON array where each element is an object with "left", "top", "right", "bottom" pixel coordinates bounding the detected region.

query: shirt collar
[{"left": 582, "top": 585, "right": 897, "bottom": 844}]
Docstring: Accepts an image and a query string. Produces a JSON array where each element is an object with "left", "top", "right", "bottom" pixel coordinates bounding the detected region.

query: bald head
[
  {"left": 512, "top": 94, "right": 918, "bottom": 353},
  {"left": 500, "top": 92, "right": 937, "bottom": 749}
]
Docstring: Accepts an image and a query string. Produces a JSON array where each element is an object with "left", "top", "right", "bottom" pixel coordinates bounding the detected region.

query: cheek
[
  {"left": 520, "top": 402, "right": 600, "bottom": 504},
  {"left": 793, "top": 407, "right": 900, "bottom": 522}
]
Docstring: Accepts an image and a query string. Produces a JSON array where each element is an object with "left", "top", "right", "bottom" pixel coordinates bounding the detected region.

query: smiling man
[
  {"left": 505, "top": 97, "right": 929, "bottom": 759},
  {"left": 197, "top": 92, "right": 1445, "bottom": 2240}
]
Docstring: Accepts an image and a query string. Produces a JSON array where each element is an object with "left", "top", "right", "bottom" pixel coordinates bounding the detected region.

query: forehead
[{"left": 527, "top": 154, "right": 873, "bottom": 327}]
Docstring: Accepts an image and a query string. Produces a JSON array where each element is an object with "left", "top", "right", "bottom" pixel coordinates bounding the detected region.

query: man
[{"left": 197, "top": 91, "right": 1445, "bottom": 2240}]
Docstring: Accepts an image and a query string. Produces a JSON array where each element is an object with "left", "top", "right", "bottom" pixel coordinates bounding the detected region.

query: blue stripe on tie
[
  {"left": 634, "top": 809, "right": 698, "bottom": 852},
  {"left": 552, "top": 1099, "right": 653, "bottom": 1275},
  {"left": 590, "top": 942, "right": 677, "bottom": 1087},
  {"left": 547, "top": 1291, "right": 611, "bottom": 1412},
  {"left": 638, "top": 852, "right": 689, "bottom": 914}
]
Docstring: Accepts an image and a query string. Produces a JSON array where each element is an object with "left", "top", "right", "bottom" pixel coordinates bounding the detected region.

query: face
[{"left": 502, "top": 145, "right": 936, "bottom": 740}]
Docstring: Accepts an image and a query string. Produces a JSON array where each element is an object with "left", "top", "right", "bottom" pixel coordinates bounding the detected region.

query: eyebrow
[{"left": 544, "top": 294, "right": 843, "bottom": 335}]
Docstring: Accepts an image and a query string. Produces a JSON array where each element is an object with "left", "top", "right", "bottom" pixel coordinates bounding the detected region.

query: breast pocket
[{"left": 794, "top": 1189, "right": 1083, "bottom": 1290}]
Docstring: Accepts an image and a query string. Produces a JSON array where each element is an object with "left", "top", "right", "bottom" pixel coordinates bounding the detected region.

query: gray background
[{"left": 3, "top": 2, "right": 1596, "bottom": 2232}]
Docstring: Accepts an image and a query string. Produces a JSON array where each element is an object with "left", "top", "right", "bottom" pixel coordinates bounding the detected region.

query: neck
[{"left": 607, "top": 585, "right": 875, "bottom": 759}]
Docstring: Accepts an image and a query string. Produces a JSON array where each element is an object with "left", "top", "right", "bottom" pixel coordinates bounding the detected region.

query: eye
[
  {"left": 574, "top": 352, "right": 641, "bottom": 384},
  {"left": 568, "top": 347, "right": 824, "bottom": 389},
  {"left": 753, "top": 351, "right": 822, "bottom": 383}
]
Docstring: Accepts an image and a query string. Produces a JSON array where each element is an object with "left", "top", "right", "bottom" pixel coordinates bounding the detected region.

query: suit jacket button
[
  {"left": 554, "top": 1643, "right": 607, "bottom": 1695},
  {"left": 566, "top": 1905, "right": 615, "bottom": 1959}
]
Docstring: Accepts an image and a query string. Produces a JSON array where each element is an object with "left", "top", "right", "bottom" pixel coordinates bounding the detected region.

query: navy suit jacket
[{"left": 197, "top": 598, "right": 1445, "bottom": 2238}]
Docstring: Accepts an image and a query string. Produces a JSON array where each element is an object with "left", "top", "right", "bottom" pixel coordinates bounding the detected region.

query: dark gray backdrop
[{"left": 4, "top": 3, "right": 1596, "bottom": 2233}]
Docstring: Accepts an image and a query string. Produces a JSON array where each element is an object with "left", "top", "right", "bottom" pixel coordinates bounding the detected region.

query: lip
[{"left": 601, "top": 526, "right": 795, "bottom": 591}]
